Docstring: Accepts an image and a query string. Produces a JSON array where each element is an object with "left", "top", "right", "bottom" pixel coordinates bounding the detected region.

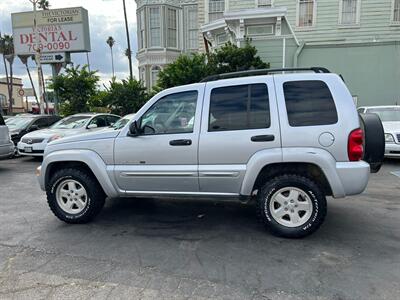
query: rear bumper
[
  {"left": 0, "top": 142, "right": 15, "bottom": 159},
  {"left": 335, "top": 161, "right": 370, "bottom": 197},
  {"left": 384, "top": 143, "right": 400, "bottom": 157}
]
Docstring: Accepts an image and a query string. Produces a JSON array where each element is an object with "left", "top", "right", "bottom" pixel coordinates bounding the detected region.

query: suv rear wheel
[
  {"left": 46, "top": 168, "right": 106, "bottom": 223},
  {"left": 257, "top": 174, "right": 327, "bottom": 238}
]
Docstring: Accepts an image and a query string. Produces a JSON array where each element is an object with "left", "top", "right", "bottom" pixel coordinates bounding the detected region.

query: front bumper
[
  {"left": 0, "top": 142, "right": 15, "bottom": 159},
  {"left": 17, "top": 140, "right": 46, "bottom": 157},
  {"left": 385, "top": 143, "right": 400, "bottom": 157},
  {"left": 335, "top": 161, "right": 370, "bottom": 197}
]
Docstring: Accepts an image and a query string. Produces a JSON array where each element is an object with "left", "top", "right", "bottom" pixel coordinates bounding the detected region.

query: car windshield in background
[
  {"left": 51, "top": 116, "right": 91, "bottom": 129},
  {"left": 111, "top": 115, "right": 134, "bottom": 130},
  {"left": 367, "top": 108, "right": 400, "bottom": 122},
  {"left": 5, "top": 117, "right": 34, "bottom": 129}
]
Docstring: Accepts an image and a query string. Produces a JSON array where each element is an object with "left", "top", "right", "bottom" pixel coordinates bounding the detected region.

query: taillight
[{"left": 348, "top": 128, "right": 364, "bottom": 161}]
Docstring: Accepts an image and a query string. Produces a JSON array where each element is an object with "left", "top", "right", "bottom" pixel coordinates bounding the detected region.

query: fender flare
[
  {"left": 40, "top": 149, "right": 119, "bottom": 198},
  {"left": 240, "top": 147, "right": 346, "bottom": 198}
]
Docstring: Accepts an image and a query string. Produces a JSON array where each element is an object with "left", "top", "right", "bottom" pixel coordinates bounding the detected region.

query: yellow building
[{"left": 0, "top": 77, "right": 26, "bottom": 115}]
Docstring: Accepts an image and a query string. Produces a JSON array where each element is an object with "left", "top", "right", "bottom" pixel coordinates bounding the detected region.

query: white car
[
  {"left": 17, "top": 113, "right": 120, "bottom": 157},
  {"left": 358, "top": 106, "right": 400, "bottom": 158}
]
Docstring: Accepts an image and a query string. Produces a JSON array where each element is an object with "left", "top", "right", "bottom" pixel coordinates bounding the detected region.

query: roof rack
[{"left": 200, "top": 67, "right": 331, "bottom": 82}]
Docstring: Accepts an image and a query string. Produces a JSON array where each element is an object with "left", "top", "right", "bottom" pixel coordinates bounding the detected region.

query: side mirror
[
  {"left": 29, "top": 125, "right": 39, "bottom": 132},
  {"left": 87, "top": 123, "right": 98, "bottom": 129},
  {"left": 128, "top": 120, "right": 140, "bottom": 137}
]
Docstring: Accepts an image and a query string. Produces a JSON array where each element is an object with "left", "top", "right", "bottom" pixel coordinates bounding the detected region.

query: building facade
[
  {"left": 136, "top": 0, "right": 400, "bottom": 106},
  {"left": 0, "top": 77, "right": 26, "bottom": 115}
]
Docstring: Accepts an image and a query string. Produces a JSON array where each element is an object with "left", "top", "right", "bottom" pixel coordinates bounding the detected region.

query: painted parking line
[{"left": 390, "top": 171, "right": 400, "bottom": 178}]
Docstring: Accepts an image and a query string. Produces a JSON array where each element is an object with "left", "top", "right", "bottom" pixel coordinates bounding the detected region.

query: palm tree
[
  {"left": 38, "top": 0, "right": 50, "bottom": 10},
  {"left": 122, "top": 0, "right": 133, "bottom": 80},
  {"left": 18, "top": 55, "right": 40, "bottom": 108},
  {"left": 106, "top": 36, "right": 115, "bottom": 78},
  {"left": 0, "top": 34, "right": 14, "bottom": 114}
]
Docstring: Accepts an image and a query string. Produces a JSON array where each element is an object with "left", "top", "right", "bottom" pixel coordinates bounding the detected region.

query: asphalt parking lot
[{"left": 0, "top": 157, "right": 399, "bottom": 300}]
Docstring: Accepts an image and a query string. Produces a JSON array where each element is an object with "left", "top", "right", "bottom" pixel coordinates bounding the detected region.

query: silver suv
[
  {"left": 36, "top": 68, "right": 384, "bottom": 238},
  {"left": 0, "top": 114, "right": 14, "bottom": 159}
]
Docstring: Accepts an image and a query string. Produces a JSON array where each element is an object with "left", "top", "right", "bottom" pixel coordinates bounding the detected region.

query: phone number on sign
[{"left": 28, "top": 42, "right": 71, "bottom": 52}]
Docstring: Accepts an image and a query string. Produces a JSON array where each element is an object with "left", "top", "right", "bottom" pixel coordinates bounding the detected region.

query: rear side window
[
  {"left": 209, "top": 83, "right": 270, "bottom": 132},
  {"left": 283, "top": 80, "right": 338, "bottom": 127},
  {"left": 0, "top": 114, "right": 4, "bottom": 125}
]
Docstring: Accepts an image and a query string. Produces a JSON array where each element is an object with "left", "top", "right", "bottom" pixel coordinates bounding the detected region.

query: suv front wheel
[
  {"left": 46, "top": 168, "right": 106, "bottom": 223},
  {"left": 257, "top": 174, "right": 327, "bottom": 238}
]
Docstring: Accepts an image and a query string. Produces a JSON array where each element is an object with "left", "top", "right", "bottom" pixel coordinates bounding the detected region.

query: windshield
[
  {"left": 51, "top": 116, "right": 90, "bottom": 129},
  {"left": 367, "top": 108, "right": 400, "bottom": 122},
  {"left": 5, "top": 117, "right": 34, "bottom": 129},
  {"left": 111, "top": 114, "right": 135, "bottom": 130}
]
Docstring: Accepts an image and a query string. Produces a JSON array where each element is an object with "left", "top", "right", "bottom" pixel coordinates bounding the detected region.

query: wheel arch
[{"left": 42, "top": 150, "right": 119, "bottom": 198}]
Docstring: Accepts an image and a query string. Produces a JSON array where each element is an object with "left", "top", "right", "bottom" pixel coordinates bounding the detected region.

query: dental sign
[{"left": 12, "top": 7, "right": 91, "bottom": 55}]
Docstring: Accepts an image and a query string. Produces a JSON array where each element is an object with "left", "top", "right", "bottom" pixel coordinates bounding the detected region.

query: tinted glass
[
  {"left": 48, "top": 116, "right": 61, "bottom": 126},
  {"left": 141, "top": 91, "right": 198, "bottom": 135},
  {"left": 283, "top": 80, "right": 338, "bottom": 127},
  {"left": 0, "top": 114, "right": 4, "bottom": 126},
  {"left": 32, "top": 118, "right": 49, "bottom": 129},
  {"left": 106, "top": 115, "right": 120, "bottom": 126},
  {"left": 209, "top": 83, "right": 270, "bottom": 132},
  {"left": 89, "top": 116, "right": 108, "bottom": 128},
  {"left": 5, "top": 117, "right": 35, "bottom": 129}
]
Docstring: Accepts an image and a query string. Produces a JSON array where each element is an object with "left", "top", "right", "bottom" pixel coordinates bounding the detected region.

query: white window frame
[
  {"left": 216, "top": 33, "right": 228, "bottom": 45},
  {"left": 256, "top": 0, "right": 273, "bottom": 8},
  {"left": 149, "top": 7, "right": 161, "bottom": 48},
  {"left": 150, "top": 66, "right": 161, "bottom": 87},
  {"left": 296, "top": 0, "right": 317, "bottom": 29},
  {"left": 138, "top": 9, "right": 146, "bottom": 49},
  {"left": 338, "top": 0, "right": 361, "bottom": 26},
  {"left": 186, "top": 6, "right": 198, "bottom": 50},
  {"left": 246, "top": 24, "right": 274, "bottom": 36},
  {"left": 209, "top": 0, "right": 225, "bottom": 22},
  {"left": 167, "top": 8, "right": 178, "bottom": 48},
  {"left": 392, "top": 0, "right": 400, "bottom": 24}
]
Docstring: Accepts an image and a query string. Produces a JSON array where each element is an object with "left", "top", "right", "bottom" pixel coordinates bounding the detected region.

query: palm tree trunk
[
  {"left": 123, "top": 0, "right": 133, "bottom": 80},
  {"left": 2, "top": 55, "right": 11, "bottom": 114},
  {"left": 25, "top": 63, "right": 40, "bottom": 107},
  {"left": 111, "top": 47, "right": 115, "bottom": 78},
  {"left": 8, "top": 60, "right": 13, "bottom": 114}
]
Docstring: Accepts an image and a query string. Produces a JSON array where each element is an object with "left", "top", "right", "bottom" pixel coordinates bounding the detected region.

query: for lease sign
[{"left": 11, "top": 7, "right": 90, "bottom": 55}]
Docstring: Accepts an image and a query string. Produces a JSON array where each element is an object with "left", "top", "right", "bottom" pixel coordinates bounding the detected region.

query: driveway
[{"left": 0, "top": 157, "right": 399, "bottom": 299}]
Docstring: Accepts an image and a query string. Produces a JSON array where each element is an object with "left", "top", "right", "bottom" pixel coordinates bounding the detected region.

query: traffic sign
[{"left": 39, "top": 52, "right": 70, "bottom": 64}]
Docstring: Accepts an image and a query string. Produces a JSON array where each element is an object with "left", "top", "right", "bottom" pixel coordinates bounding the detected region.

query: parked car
[
  {"left": 358, "top": 106, "right": 400, "bottom": 158},
  {"left": 0, "top": 114, "right": 14, "bottom": 159},
  {"left": 17, "top": 113, "right": 120, "bottom": 157},
  {"left": 6, "top": 114, "right": 61, "bottom": 147},
  {"left": 37, "top": 68, "right": 384, "bottom": 238}
]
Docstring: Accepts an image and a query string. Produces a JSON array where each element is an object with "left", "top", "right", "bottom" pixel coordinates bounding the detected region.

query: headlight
[
  {"left": 48, "top": 134, "right": 63, "bottom": 143},
  {"left": 385, "top": 133, "right": 395, "bottom": 143}
]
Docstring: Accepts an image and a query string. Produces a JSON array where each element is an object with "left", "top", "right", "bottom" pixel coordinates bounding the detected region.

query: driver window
[
  {"left": 89, "top": 116, "right": 107, "bottom": 128},
  {"left": 140, "top": 91, "right": 198, "bottom": 135}
]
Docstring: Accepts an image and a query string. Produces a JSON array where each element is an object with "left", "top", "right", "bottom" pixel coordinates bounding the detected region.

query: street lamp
[{"left": 28, "top": 0, "right": 45, "bottom": 115}]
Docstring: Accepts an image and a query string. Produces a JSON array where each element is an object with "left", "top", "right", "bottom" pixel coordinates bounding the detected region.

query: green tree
[
  {"left": 101, "top": 78, "right": 148, "bottom": 115},
  {"left": 38, "top": 0, "right": 50, "bottom": 10},
  {"left": 156, "top": 41, "right": 269, "bottom": 90},
  {"left": 106, "top": 36, "right": 115, "bottom": 78},
  {"left": 50, "top": 65, "right": 99, "bottom": 116},
  {"left": 208, "top": 41, "right": 269, "bottom": 74},
  {"left": 156, "top": 53, "right": 210, "bottom": 90},
  {"left": 0, "top": 34, "right": 15, "bottom": 114}
]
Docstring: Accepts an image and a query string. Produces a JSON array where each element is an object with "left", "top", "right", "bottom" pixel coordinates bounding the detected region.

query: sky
[{"left": 0, "top": 0, "right": 138, "bottom": 91}]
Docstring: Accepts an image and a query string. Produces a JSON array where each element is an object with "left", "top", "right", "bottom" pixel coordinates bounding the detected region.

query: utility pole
[{"left": 29, "top": 0, "right": 46, "bottom": 115}]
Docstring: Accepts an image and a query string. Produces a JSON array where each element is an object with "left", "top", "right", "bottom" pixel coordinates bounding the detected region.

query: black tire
[
  {"left": 46, "top": 168, "right": 106, "bottom": 224},
  {"left": 257, "top": 174, "right": 327, "bottom": 238}
]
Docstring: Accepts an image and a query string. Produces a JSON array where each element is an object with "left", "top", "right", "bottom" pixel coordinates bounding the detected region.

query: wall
[{"left": 298, "top": 41, "right": 400, "bottom": 106}]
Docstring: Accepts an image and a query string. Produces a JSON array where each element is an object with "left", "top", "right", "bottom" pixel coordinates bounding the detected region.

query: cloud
[{"left": 0, "top": 0, "right": 138, "bottom": 91}]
